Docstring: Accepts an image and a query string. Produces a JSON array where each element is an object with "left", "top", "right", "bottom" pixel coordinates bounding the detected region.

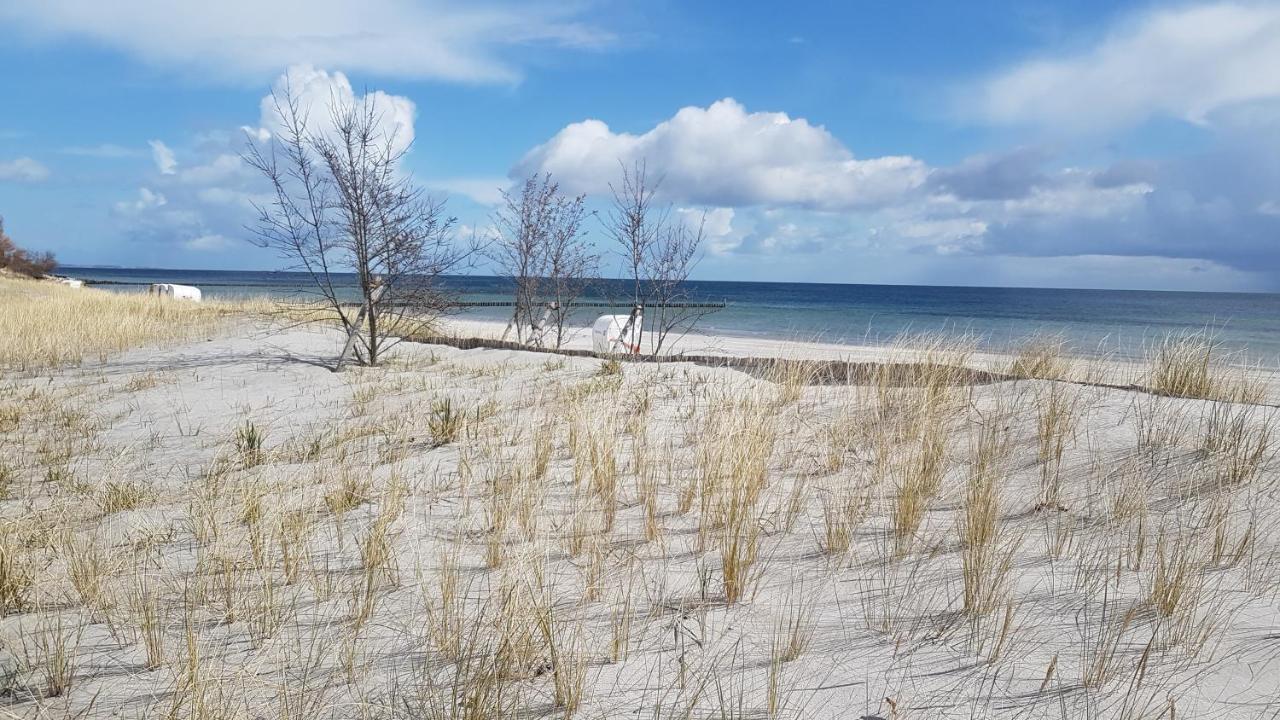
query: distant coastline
[{"left": 57, "top": 265, "right": 1280, "bottom": 360}]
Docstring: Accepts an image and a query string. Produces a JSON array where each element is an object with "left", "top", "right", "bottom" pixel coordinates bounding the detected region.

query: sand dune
[{"left": 1, "top": 316, "right": 1278, "bottom": 718}]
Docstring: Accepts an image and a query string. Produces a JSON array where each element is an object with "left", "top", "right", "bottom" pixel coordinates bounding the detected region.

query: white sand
[{"left": 1, "top": 321, "right": 1278, "bottom": 718}]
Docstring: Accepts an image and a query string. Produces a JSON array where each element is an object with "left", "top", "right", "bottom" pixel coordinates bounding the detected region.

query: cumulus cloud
[
  {"left": 0, "top": 0, "right": 611, "bottom": 85},
  {"left": 976, "top": 2, "right": 1280, "bottom": 132},
  {"left": 178, "top": 154, "right": 252, "bottom": 186},
  {"left": 514, "top": 98, "right": 929, "bottom": 210},
  {"left": 149, "top": 140, "right": 177, "bottom": 174},
  {"left": 927, "top": 147, "right": 1054, "bottom": 200},
  {"left": 0, "top": 157, "right": 50, "bottom": 182},
  {"left": 112, "top": 66, "right": 426, "bottom": 259},
  {"left": 252, "top": 65, "right": 416, "bottom": 157}
]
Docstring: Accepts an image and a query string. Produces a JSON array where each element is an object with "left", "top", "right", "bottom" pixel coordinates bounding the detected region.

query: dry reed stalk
[
  {"left": 0, "top": 523, "right": 32, "bottom": 615},
  {"left": 773, "top": 581, "right": 816, "bottom": 663},
  {"left": 1035, "top": 382, "right": 1081, "bottom": 510},
  {"left": 21, "top": 610, "right": 84, "bottom": 698},
  {"left": 129, "top": 570, "right": 166, "bottom": 669},
  {"left": 959, "top": 414, "right": 1015, "bottom": 615},
  {"left": 1134, "top": 394, "right": 1191, "bottom": 457},
  {"left": 1202, "top": 405, "right": 1274, "bottom": 487},
  {"left": 890, "top": 418, "right": 948, "bottom": 556},
  {"left": 1080, "top": 599, "right": 1138, "bottom": 688},
  {"left": 765, "top": 357, "right": 819, "bottom": 407},
  {"left": 819, "top": 481, "right": 869, "bottom": 560},
  {"left": 63, "top": 530, "right": 114, "bottom": 614},
  {"left": 423, "top": 539, "right": 465, "bottom": 660}
]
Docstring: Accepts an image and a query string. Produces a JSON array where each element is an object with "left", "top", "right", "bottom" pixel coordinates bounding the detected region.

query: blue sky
[{"left": 1, "top": 1, "right": 1278, "bottom": 291}]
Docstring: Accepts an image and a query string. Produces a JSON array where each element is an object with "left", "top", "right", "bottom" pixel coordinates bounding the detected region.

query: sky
[{"left": 1, "top": 0, "right": 1279, "bottom": 292}]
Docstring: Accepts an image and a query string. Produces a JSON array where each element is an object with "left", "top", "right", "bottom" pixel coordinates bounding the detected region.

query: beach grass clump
[
  {"left": 0, "top": 275, "right": 267, "bottom": 372},
  {"left": 596, "top": 357, "right": 623, "bottom": 377},
  {"left": 1035, "top": 383, "right": 1081, "bottom": 510},
  {"left": 1147, "top": 330, "right": 1265, "bottom": 404},
  {"left": 1008, "top": 334, "right": 1071, "bottom": 381},
  {"left": 98, "top": 479, "right": 150, "bottom": 515},
  {"left": 234, "top": 421, "right": 266, "bottom": 466},
  {"left": 427, "top": 398, "right": 463, "bottom": 447},
  {"left": 959, "top": 416, "right": 1017, "bottom": 615},
  {"left": 324, "top": 467, "right": 372, "bottom": 516},
  {"left": 765, "top": 357, "right": 819, "bottom": 406},
  {"left": 0, "top": 525, "right": 33, "bottom": 615},
  {"left": 820, "top": 483, "right": 868, "bottom": 559}
]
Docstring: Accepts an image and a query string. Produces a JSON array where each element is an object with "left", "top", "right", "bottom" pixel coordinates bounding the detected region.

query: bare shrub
[
  {"left": 604, "top": 161, "right": 713, "bottom": 354},
  {"left": 0, "top": 217, "right": 57, "bottom": 278},
  {"left": 490, "top": 173, "right": 596, "bottom": 348}
]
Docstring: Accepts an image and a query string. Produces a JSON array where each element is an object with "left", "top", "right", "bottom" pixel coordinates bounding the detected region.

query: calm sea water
[{"left": 59, "top": 266, "right": 1280, "bottom": 361}]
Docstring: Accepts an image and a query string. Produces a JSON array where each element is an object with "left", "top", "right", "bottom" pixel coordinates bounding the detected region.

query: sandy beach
[{"left": 2, "top": 284, "right": 1278, "bottom": 718}]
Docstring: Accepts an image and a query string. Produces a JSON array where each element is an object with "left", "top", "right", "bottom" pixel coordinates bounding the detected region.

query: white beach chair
[
  {"left": 148, "top": 283, "right": 202, "bottom": 301},
  {"left": 592, "top": 312, "right": 642, "bottom": 354}
]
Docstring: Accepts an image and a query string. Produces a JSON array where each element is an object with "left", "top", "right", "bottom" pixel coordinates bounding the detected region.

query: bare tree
[
  {"left": 604, "top": 161, "right": 708, "bottom": 355},
  {"left": 490, "top": 175, "right": 552, "bottom": 345},
  {"left": 606, "top": 161, "right": 663, "bottom": 310},
  {"left": 0, "top": 217, "right": 57, "bottom": 278},
  {"left": 243, "top": 84, "right": 472, "bottom": 367},
  {"left": 541, "top": 186, "right": 596, "bottom": 349},
  {"left": 490, "top": 174, "right": 595, "bottom": 348},
  {"left": 646, "top": 213, "right": 708, "bottom": 355}
]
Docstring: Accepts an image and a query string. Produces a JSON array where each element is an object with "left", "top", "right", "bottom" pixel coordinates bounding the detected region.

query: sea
[{"left": 58, "top": 266, "right": 1280, "bottom": 362}]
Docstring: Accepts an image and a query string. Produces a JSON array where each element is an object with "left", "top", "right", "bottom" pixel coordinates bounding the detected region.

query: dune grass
[
  {"left": 0, "top": 275, "right": 267, "bottom": 371},
  {"left": 1146, "top": 329, "right": 1265, "bottom": 403}
]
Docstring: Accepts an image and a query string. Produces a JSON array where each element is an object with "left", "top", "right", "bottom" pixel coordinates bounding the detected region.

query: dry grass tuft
[
  {"left": 98, "top": 479, "right": 150, "bottom": 514},
  {"left": 1008, "top": 334, "right": 1071, "bottom": 380},
  {"left": 1147, "top": 330, "right": 1265, "bottom": 404},
  {"left": 0, "top": 524, "right": 33, "bottom": 615}
]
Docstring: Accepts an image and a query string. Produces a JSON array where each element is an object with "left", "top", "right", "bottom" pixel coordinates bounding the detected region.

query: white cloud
[
  {"left": 149, "top": 140, "right": 177, "bottom": 174},
  {"left": 253, "top": 65, "right": 416, "bottom": 158},
  {"left": 179, "top": 154, "right": 250, "bottom": 186},
  {"left": 679, "top": 206, "right": 734, "bottom": 236},
  {"left": 0, "top": 157, "right": 50, "bottom": 182},
  {"left": 113, "top": 187, "right": 168, "bottom": 214},
  {"left": 0, "top": 0, "right": 611, "bottom": 85},
  {"left": 514, "top": 98, "right": 929, "bottom": 210},
  {"left": 976, "top": 2, "right": 1280, "bottom": 132},
  {"left": 677, "top": 206, "right": 736, "bottom": 253}
]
